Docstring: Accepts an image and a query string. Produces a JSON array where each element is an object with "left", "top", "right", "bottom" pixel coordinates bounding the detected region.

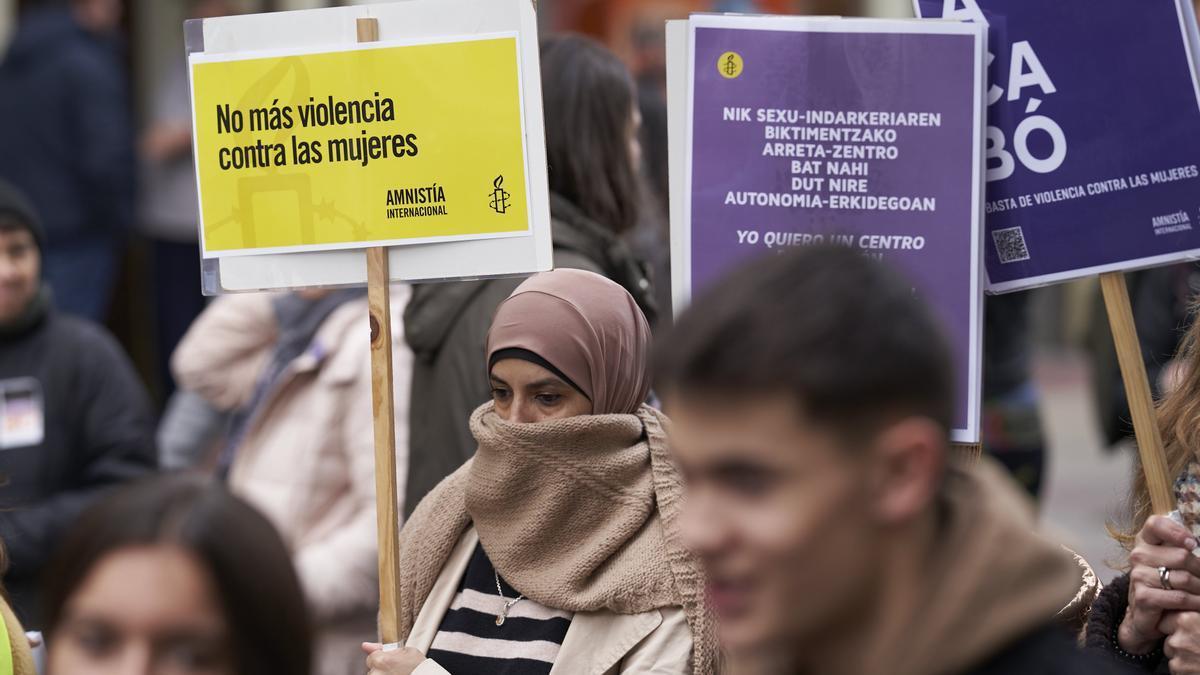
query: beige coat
[
  {"left": 406, "top": 528, "right": 694, "bottom": 675},
  {"left": 173, "top": 288, "right": 412, "bottom": 675},
  {"left": 2, "top": 596, "right": 35, "bottom": 675}
]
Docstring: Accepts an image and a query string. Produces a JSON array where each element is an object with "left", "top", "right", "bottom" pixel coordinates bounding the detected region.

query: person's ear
[{"left": 865, "top": 417, "right": 946, "bottom": 524}]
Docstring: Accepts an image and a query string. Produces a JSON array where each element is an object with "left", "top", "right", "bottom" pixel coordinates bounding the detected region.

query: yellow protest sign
[{"left": 189, "top": 35, "right": 531, "bottom": 257}]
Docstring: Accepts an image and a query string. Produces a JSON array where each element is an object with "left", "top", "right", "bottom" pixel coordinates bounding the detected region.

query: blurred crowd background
[
  {"left": 0, "top": 0, "right": 1194, "bottom": 594},
  {"left": 5, "top": 0, "right": 1200, "bottom": 673}
]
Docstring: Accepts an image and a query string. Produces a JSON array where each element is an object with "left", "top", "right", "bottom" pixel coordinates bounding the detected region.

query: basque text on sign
[{"left": 673, "top": 15, "right": 986, "bottom": 443}]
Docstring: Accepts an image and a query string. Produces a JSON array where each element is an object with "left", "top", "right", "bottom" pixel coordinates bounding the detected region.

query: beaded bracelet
[{"left": 1111, "top": 623, "right": 1164, "bottom": 666}]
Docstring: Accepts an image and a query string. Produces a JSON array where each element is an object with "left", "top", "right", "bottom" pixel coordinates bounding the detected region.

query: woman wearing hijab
[
  {"left": 403, "top": 34, "right": 659, "bottom": 520},
  {"left": 364, "top": 269, "right": 715, "bottom": 675}
]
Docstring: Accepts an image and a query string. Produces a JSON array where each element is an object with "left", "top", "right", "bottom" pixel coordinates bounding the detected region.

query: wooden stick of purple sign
[{"left": 1100, "top": 271, "right": 1173, "bottom": 514}]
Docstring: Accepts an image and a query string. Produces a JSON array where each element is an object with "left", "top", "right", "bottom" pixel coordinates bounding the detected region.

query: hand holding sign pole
[{"left": 356, "top": 15, "right": 403, "bottom": 645}]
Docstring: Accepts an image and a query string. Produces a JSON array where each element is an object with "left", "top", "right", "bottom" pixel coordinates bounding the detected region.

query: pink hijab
[{"left": 485, "top": 269, "right": 652, "bottom": 415}]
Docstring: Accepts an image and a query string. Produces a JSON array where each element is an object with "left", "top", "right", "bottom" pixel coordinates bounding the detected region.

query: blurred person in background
[
  {"left": 657, "top": 246, "right": 1112, "bottom": 675},
  {"left": 1128, "top": 266, "right": 1198, "bottom": 400},
  {"left": 981, "top": 292, "right": 1047, "bottom": 499},
  {"left": 0, "top": 0, "right": 134, "bottom": 322},
  {"left": 403, "top": 34, "right": 657, "bottom": 517},
  {"left": 0, "top": 179, "right": 155, "bottom": 630},
  {"left": 1086, "top": 311, "right": 1200, "bottom": 673},
  {"left": 156, "top": 387, "right": 230, "bottom": 473},
  {"left": 1091, "top": 264, "right": 1199, "bottom": 449},
  {"left": 365, "top": 269, "right": 713, "bottom": 675},
  {"left": 41, "top": 474, "right": 312, "bottom": 675},
  {"left": 626, "top": 16, "right": 673, "bottom": 327},
  {"left": 561, "top": 0, "right": 876, "bottom": 330},
  {"left": 170, "top": 285, "right": 412, "bottom": 675},
  {"left": 138, "top": 0, "right": 236, "bottom": 399}
]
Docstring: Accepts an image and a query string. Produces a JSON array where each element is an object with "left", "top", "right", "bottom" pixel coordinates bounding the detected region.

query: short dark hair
[
  {"left": 0, "top": 179, "right": 44, "bottom": 250},
  {"left": 656, "top": 246, "right": 955, "bottom": 442},
  {"left": 0, "top": 215, "right": 27, "bottom": 235},
  {"left": 43, "top": 475, "right": 313, "bottom": 675},
  {"left": 540, "top": 34, "right": 641, "bottom": 235}
]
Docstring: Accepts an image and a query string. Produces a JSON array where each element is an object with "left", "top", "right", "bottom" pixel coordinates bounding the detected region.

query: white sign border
[
  {"left": 188, "top": 31, "right": 534, "bottom": 260},
  {"left": 188, "top": 0, "right": 554, "bottom": 293},
  {"left": 671, "top": 14, "right": 987, "bottom": 444}
]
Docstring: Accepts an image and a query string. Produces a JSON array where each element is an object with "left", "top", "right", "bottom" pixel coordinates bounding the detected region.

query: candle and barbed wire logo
[
  {"left": 489, "top": 175, "right": 511, "bottom": 214},
  {"left": 718, "top": 51, "right": 744, "bottom": 79}
]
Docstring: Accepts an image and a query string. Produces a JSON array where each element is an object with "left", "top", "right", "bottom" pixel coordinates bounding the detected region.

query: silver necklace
[{"left": 493, "top": 571, "right": 525, "bottom": 626}]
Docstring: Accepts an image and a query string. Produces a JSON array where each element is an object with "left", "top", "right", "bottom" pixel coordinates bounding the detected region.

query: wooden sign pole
[
  {"left": 1100, "top": 271, "right": 1174, "bottom": 514},
  {"left": 358, "top": 16, "right": 403, "bottom": 645},
  {"left": 950, "top": 443, "right": 982, "bottom": 465}
]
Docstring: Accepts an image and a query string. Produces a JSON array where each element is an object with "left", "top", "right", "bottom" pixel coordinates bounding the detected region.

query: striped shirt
[{"left": 427, "top": 544, "right": 573, "bottom": 674}]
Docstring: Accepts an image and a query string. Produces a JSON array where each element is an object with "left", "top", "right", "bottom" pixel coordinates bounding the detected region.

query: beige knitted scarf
[{"left": 396, "top": 403, "right": 717, "bottom": 674}]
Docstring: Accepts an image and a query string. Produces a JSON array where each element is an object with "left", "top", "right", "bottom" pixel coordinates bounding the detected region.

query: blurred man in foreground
[
  {"left": 656, "top": 246, "right": 1113, "bottom": 674},
  {"left": 0, "top": 180, "right": 154, "bottom": 628}
]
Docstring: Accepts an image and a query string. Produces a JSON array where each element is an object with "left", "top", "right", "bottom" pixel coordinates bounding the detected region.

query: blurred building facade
[{"left": 0, "top": 0, "right": 912, "bottom": 106}]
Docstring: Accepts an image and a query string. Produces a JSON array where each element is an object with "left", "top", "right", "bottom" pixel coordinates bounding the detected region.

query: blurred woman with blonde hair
[{"left": 1087, "top": 310, "right": 1200, "bottom": 671}]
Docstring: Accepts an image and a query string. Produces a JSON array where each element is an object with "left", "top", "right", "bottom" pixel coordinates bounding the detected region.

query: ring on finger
[{"left": 1161, "top": 565, "right": 1175, "bottom": 591}]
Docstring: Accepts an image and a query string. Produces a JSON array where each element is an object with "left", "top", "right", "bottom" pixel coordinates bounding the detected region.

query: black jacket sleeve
[
  {"left": 67, "top": 46, "right": 134, "bottom": 235},
  {"left": 1085, "top": 574, "right": 1169, "bottom": 674},
  {"left": 0, "top": 325, "right": 156, "bottom": 575}
]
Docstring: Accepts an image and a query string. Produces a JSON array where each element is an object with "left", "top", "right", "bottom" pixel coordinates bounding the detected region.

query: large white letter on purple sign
[{"left": 941, "top": 0, "right": 987, "bottom": 23}]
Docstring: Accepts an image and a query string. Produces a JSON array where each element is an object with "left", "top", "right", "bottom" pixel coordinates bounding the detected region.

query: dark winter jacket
[
  {"left": 402, "top": 194, "right": 656, "bottom": 515},
  {"left": 0, "top": 299, "right": 156, "bottom": 627},
  {"left": 965, "top": 625, "right": 1129, "bottom": 674},
  {"left": 0, "top": 6, "right": 134, "bottom": 246},
  {"left": 1086, "top": 574, "right": 1170, "bottom": 673}
]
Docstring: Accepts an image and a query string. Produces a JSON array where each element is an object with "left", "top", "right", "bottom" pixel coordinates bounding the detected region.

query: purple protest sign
[
  {"left": 915, "top": 0, "right": 1200, "bottom": 292},
  {"left": 669, "top": 15, "right": 985, "bottom": 442}
]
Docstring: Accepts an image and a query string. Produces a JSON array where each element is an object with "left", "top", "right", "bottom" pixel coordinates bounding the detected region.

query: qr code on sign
[{"left": 992, "top": 226, "right": 1030, "bottom": 264}]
